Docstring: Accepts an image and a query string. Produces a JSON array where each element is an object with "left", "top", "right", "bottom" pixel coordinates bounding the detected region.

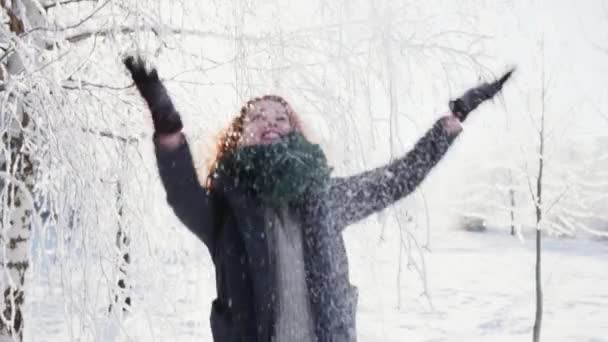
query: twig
[
  {"left": 43, "top": 0, "right": 97, "bottom": 10},
  {"left": 80, "top": 127, "right": 140, "bottom": 145},
  {"left": 62, "top": 77, "right": 132, "bottom": 91},
  {"left": 0, "top": 47, "right": 14, "bottom": 64},
  {"left": 44, "top": 25, "right": 237, "bottom": 50},
  {"left": 24, "top": 0, "right": 111, "bottom": 37}
]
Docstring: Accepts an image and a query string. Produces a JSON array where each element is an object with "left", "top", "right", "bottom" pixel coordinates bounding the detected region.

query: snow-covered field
[
  {"left": 353, "top": 229, "right": 608, "bottom": 342},
  {"left": 26, "top": 225, "right": 608, "bottom": 342}
]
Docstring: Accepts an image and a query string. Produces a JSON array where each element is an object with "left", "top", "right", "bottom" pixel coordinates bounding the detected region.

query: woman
[{"left": 124, "top": 56, "right": 513, "bottom": 342}]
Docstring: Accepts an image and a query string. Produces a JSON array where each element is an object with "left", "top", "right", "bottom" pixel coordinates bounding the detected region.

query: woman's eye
[{"left": 277, "top": 116, "right": 287, "bottom": 122}]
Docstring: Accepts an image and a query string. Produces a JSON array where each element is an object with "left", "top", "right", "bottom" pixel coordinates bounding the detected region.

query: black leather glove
[
  {"left": 449, "top": 68, "right": 515, "bottom": 122},
  {"left": 124, "top": 56, "right": 183, "bottom": 134}
]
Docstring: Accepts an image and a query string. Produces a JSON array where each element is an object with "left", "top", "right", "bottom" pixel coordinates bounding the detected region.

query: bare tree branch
[
  {"left": 80, "top": 127, "right": 139, "bottom": 145},
  {"left": 44, "top": 25, "right": 240, "bottom": 50},
  {"left": 0, "top": 45, "right": 11, "bottom": 58},
  {"left": 62, "top": 77, "right": 132, "bottom": 91},
  {"left": 23, "top": 0, "right": 111, "bottom": 37},
  {"left": 62, "top": 0, "right": 111, "bottom": 30},
  {"left": 1, "top": 0, "right": 25, "bottom": 34},
  {"left": 43, "top": 0, "right": 98, "bottom": 10}
]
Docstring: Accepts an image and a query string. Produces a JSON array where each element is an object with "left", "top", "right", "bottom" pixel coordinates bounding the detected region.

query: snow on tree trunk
[
  {"left": 0, "top": 115, "right": 34, "bottom": 342},
  {"left": 0, "top": 1, "right": 46, "bottom": 340},
  {"left": 109, "top": 180, "right": 132, "bottom": 314}
]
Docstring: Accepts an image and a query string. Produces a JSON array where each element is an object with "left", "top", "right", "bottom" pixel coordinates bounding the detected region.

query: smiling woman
[
  {"left": 123, "top": 55, "right": 512, "bottom": 342},
  {"left": 239, "top": 96, "right": 297, "bottom": 146},
  {"left": 206, "top": 95, "right": 308, "bottom": 177}
]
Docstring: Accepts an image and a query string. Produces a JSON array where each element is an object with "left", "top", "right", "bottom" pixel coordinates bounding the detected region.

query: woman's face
[{"left": 239, "top": 99, "right": 293, "bottom": 146}]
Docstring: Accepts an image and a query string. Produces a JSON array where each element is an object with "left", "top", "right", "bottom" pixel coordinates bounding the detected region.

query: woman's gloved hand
[
  {"left": 449, "top": 68, "right": 515, "bottom": 122},
  {"left": 124, "top": 55, "right": 183, "bottom": 134}
]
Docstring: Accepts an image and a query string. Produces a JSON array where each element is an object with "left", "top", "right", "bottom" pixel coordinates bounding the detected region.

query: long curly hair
[{"left": 205, "top": 95, "right": 307, "bottom": 188}]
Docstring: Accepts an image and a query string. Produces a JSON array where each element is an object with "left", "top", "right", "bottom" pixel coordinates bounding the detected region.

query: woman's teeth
[{"left": 263, "top": 132, "right": 279, "bottom": 139}]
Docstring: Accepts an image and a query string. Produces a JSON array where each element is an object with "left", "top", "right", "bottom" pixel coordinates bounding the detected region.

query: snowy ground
[
  {"left": 352, "top": 229, "right": 608, "bottom": 342},
  {"left": 26, "top": 227, "right": 608, "bottom": 342}
]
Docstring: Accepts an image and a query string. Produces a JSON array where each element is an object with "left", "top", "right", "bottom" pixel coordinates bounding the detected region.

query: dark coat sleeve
[
  {"left": 154, "top": 134, "right": 217, "bottom": 249},
  {"left": 326, "top": 117, "right": 459, "bottom": 229}
]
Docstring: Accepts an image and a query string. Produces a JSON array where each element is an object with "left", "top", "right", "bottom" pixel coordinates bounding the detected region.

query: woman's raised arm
[
  {"left": 125, "top": 56, "right": 218, "bottom": 250},
  {"left": 326, "top": 68, "right": 515, "bottom": 229},
  {"left": 326, "top": 116, "right": 460, "bottom": 228},
  {"left": 154, "top": 134, "right": 218, "bottom": 249}
]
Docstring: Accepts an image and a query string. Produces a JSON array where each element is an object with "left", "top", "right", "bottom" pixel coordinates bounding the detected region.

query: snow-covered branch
[{"left": 42, "top": 0, "right": 98, "bottom": 10}]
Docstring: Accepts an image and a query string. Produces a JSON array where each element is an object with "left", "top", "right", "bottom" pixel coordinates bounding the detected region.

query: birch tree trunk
[
  {"left": 0, "top": 110, "right": 34, "bottom": 342},
  {"left": 109, "top": 180, "right": 131, "bottom": 315},
  {"left": 0, "top": 1, "right": 46, "bottom": 340}
]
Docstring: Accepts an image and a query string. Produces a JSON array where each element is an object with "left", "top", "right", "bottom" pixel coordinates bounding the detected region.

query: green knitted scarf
[{"left": 216, "top": 132, "right": 331, "bottom": 205}]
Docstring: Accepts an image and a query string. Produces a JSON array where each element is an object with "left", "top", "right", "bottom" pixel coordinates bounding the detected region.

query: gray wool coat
[{"left": 154, "top": 118, "right": 458, "bottom": 342}]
